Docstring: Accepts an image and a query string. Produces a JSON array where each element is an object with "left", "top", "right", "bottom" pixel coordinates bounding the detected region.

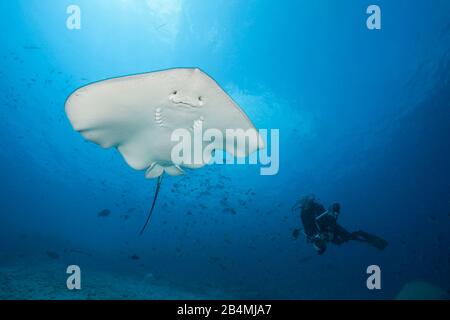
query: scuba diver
[{"left": 292, "top": 195, "right": 388, "bottom": 255}]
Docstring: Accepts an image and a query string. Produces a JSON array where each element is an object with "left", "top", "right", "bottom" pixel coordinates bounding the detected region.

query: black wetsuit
[
  {"left": 315, "top": 212, "right": 372, "bottom": 245},
  {"left": 300, "top": 200, "right": 388, "bottom": 253},
  {"left": 301, "top": 202, "right": 353, "bottom": 244},
  {"left": 300, "top": 201, "right": 325, "bottom": 239}
]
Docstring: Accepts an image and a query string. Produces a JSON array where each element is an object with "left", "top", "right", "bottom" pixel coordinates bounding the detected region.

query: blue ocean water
[{"left": 0, "top": 0, "right": 449, "bottom": 299}]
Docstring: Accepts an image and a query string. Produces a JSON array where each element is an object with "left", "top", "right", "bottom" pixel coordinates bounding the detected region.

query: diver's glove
[{"left": 311, "top": 235, "right": 327, "bottom": 255}]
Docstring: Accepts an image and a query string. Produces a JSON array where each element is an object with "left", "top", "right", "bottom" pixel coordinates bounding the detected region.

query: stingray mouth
[
  {"left": 172, "top": 101, "right": 197, "bottom": 109},
  {"left": 169, "top": 92, "right": 203, "bottom": 109}
]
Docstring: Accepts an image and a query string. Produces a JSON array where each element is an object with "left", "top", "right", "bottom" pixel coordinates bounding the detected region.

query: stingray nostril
[{"left": 172, "top": 90, "right": 178, "bottom": 95}]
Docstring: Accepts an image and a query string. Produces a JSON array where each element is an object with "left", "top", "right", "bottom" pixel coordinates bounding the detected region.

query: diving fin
[
  {"left": 139, "top": 174, "right": 163, "bottom": 235},
  {"left": 359, "top": 231, "right": 388, "bottom": 250}
]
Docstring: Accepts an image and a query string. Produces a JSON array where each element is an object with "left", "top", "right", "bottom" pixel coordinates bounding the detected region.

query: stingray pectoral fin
[
  {"left": 164, "top": 165, "right": 184, "bottom": 176},
  {"left": 178, "top": 151, "right": 211, "bottom": 169},
  {"left": 115, "top": 129, "right": 158, "bottom": 170},
  {"left": 182, "top": 162, "right": 207, "bottom": 169},
  {"left": 224, "top": 127, "right": 263, "bottom": 157},
  {"left": 66, "top": 82, "right": 148, "bottom": 149}
]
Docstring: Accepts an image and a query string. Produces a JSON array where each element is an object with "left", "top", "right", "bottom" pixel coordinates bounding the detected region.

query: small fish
[
  {"left": 292, "top": 228, "right": 300, "bottom": 240},
  {"left": 64, "top": 249, "right": 92, "bottom": 257},
  {"left": 223, "top": 207, "right": 236, "bottom": 215},
  {"left": 97, "top": 209, "right": 111, "bottom": 217},
  {"left": 130, "top": 254, "right": 140, "bottom": 260},
  {"left": 46, "top": 251, "right": 60, "bottom": 259},
  {"left": 23, "top": 46, "right": 40, "bottom": 50}
]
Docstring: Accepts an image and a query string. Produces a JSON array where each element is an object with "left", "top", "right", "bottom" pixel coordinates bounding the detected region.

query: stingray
[{"left": 65, "top": 68, "right": 263, "bottom": 234}]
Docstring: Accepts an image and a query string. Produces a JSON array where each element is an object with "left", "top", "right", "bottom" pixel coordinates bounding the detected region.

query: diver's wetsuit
[
  {"left": 300, "top": 201, "right": 325, "bottom": 239},
  {"left": 300, "top": 199, "right": 388, "bottom": 254},
  {"left": 315, "top": 212, "right": 372, "bottom": 245}
]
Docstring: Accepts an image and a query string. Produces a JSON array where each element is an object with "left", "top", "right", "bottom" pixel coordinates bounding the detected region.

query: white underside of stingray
[{"left": 65, "top": 68, "right": 264, "bottom": 179}]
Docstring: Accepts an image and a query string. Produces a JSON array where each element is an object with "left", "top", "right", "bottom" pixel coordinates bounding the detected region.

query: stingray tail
[{"left": 139, "top": 174, "right": 164, "bottom": 235}]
